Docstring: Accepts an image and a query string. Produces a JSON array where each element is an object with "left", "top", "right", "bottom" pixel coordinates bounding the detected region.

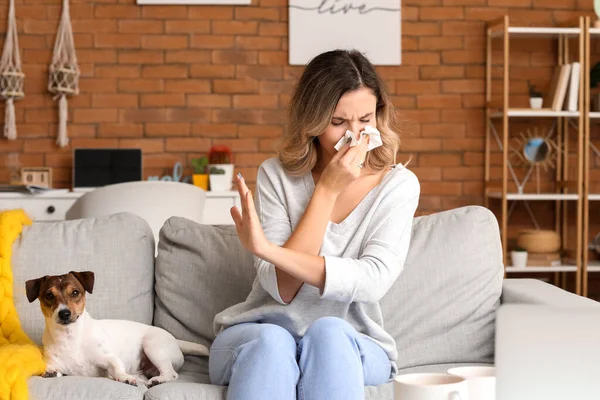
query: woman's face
[{"left": 318, "top": 87, "right": 378, "bottom": 159}]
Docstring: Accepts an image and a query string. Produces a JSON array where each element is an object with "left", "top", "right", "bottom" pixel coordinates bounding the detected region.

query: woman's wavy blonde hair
[{"left": 277, "top": 49, "right": 401, "bottom": 176}]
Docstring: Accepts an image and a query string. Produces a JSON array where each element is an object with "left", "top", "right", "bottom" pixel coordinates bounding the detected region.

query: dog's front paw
[
  {"left": 147, "top": 373, "right": 178, "bottom": 388},
  {"left": 42, "top": 370, "right": 61, "bottom": 378},
  {"left": 115, "top": 374, "right": 138, "bottom": 386}
]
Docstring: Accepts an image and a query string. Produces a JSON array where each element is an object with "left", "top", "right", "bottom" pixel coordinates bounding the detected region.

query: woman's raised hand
[
  {"left": 317, "top": 134, "right": 370, "bottom": 196},
  {"left": 230, "top": 173, "right": 270, "bottom": 257}
]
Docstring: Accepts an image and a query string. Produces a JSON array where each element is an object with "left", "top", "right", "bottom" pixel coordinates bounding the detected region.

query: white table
[{"left": 0, "top": 189, "right": 240, "bottom": 225}]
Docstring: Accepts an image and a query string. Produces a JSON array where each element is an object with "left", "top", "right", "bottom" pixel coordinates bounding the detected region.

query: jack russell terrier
[{"left": 26, "top": 271, "right": 210, "bottom": 387}]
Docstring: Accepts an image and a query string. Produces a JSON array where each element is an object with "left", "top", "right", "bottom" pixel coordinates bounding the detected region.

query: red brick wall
[{"left": 0, "top": 0, "right": 597, "bottom": 217}]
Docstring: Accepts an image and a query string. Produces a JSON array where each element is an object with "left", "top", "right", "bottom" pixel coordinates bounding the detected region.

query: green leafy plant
[
  {"left": 190, "top": 156, "right": 209, "bottom": 174},
  {"left": 513, "top": 246, "right": 527, "bottom": 252},
  {"left": 209, "top": 166, "right": 226, "bottom": 175},
  {"left": 529, "top": 83, "right": 542, "bottom": 98}
]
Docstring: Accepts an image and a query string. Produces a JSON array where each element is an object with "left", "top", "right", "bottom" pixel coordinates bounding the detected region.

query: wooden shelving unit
[
  {"left": 485, "top": 16, "right": 586, "bottom": 295},
  {"left": 583, "top": 17, "right": 600, "bottom": 297}
]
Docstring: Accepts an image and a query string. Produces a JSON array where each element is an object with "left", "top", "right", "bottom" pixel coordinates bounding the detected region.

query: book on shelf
[
  {"left": 546, "top": 62, "right": 580, "bottom": 112},
  {"left": 566, "top": 62, "right": 580, "bottom": 112},
  {"left": 549, "top": 64, "right": 571, "bottom": 111}
]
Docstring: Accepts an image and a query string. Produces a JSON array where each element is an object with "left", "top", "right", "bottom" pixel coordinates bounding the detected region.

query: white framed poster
[
  {"left": 137, "top": 0, "right": 251, "bottom": 4},
  {"left": 288, "top": 0, "right": 401, "bottom": 66}
]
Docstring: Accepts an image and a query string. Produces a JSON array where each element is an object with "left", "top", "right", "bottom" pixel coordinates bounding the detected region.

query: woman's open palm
[{"left": 230, "top": 174, "right": 269, "bottom": 257}]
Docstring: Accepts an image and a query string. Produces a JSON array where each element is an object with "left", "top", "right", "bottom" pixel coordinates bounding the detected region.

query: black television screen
[{"left": 73, "top": 148, "right": 142, "bottom": 189}]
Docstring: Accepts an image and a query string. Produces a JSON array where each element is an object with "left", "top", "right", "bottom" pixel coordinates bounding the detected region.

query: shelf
[
  {"left": 490, "top": 26, "right": 581, "bottom": 38},
  {"left": 506, "top": 265, "right": 577, "bottom": 272},
  {"left": 486, "top": 192, "right": 579, "bottom": 200},
  {"left": 489, "top": 109, "right": 580, "bottom": 118},
  {"left": 589, "top": 112, "right": 600, "bottom": 119},
  {"left": 587, "top": 261, "right": 600, "bottom": 272},
  {"left": 589, "top": 194, "right": 600, "bottom": 201},
  {"left": 589, "top": 28, "right": 600, "bottom": 36}
]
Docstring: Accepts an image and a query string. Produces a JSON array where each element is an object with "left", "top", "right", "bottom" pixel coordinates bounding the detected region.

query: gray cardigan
[{"left": 213, "top": 157, "right": 420, "bottom": 375}]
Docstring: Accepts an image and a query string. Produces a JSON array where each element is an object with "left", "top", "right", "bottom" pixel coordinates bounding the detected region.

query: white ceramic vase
[
  {"left": 529, "top": 97, "right": 543, "bottom": 109},
  {"left": 511, "top": 251, "right": 528, "bottom": 268}
]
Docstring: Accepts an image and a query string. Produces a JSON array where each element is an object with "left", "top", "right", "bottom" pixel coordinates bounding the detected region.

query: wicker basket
[{"left": 517, "top": 229, "right": 561, "bottom": 253}]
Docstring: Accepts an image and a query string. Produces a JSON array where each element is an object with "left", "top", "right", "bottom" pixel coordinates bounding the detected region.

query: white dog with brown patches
[{"left": 26, "top": 271, "right": 209, "bottom": 387}]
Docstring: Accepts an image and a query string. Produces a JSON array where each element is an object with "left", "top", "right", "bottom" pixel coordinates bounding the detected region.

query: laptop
[{"left": 495, "top": 304, "right": 600, "bottom": 400}]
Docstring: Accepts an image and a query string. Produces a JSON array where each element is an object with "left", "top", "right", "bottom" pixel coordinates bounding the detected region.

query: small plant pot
[
  {"left": 192, "top": 174, "right": 209, "bottom": 191},
  {"left": 208, "top": 164, "right": 234, "bottom": 189},
  {"left": 529, "top": 97, "right": 543, "bottom": 109},
  {"left": 209, "top": 174, "right": 231, "bottom": 192},
  {"left": 511, "top": 251, "right": 528, "bottom": 268}
]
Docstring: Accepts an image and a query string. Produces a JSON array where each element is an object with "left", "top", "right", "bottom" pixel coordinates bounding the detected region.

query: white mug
[
  {"left": 447, "top": 366, "right": 496, "bottom": 400},
  {"left": 394, "top": 373, "right": 470, "bottom": 400}
]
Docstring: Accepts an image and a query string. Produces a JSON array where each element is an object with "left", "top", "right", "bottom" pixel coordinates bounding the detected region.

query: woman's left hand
[{"left": 230, "top": 173, "right": 271, "bottom": 257}]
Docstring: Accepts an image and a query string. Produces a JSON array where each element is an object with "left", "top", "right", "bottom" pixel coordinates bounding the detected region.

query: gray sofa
[{"left": 11, "top": 205, "right": 596, "bottom": 400}]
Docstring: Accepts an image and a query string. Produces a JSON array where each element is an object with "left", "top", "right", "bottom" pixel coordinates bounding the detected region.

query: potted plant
[
  {"left": 511, "top": 246, "right": 528, "bottom": 269},
  {"left": 207, "top": 145, "right": 234, "bottom": 192},
  {"left": 529, "top": 84, "right": 543, "bottom": 109},
  {"left": 208, "top": 165, "right": 230, "bottom": 192},
  {"left": 190, "top": 156, "right": 209, "bottom": 190}
]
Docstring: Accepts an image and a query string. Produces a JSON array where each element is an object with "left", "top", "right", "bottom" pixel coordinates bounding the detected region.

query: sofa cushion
[
  {"left": 144, "top": 381, "right": 391, "bottom": 400},
  {"left": 155, "top": 206, "right": 503, "bottom": 375},
  {"left": 380, "top": 206, "right": 504, "bottom": 370},
  {"left": 153, "top": 218, "right": 255, "bottom": 375},
  {"left": 13, "top": 212, "right": 156, "bottom": 345},
  {"left": 28, "top": 376, "right": 146, "bottom": 400}
]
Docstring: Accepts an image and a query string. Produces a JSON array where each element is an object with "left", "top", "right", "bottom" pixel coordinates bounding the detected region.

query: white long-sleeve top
[{"left": 213, "top": 157, "right": 420, "bottom": 375}]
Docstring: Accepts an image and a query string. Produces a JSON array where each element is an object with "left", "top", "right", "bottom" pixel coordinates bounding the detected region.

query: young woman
[{"left": 210, "top": 49, "right": 420, "bottom": 400}]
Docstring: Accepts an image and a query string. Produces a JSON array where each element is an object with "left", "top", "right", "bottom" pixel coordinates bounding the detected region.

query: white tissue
[{"left": 334, "top": 125, "right": 383, "bottom": 152}]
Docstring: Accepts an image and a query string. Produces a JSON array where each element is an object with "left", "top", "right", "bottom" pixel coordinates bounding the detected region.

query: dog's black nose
[{"left": 58, "top": 309, "right": 71, "bottom": 321}]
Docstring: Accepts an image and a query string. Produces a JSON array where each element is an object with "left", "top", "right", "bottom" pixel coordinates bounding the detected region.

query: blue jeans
[{"left": 209, "top": 316, "right": 392, "bottom": 400}]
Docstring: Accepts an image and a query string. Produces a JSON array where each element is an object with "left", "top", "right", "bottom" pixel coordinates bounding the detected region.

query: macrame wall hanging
[
  {"left": 0, "top": 0, "right": 24, "bottom": 141},
  {"left": 48, "top": 0, "right": 79, "bottom": 148}
]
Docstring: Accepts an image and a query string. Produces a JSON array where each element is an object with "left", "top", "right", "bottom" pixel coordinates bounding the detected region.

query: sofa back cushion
[
  {"left": 154, "top": 205, "right": 503, "bottom": 373},
  {"left": 13, "top": 212, "right": 156, "bottom": 345},
  {"left": 154, "top": 218, "right": 255, "bottom": 373},
  {"left": 379, "top": 205, "right": 504, "bottom": 370}
]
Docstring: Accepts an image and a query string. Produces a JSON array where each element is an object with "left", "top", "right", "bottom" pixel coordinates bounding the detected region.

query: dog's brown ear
[
  {"left": 25, "top": 277, "right": 45, "bottom": 303},
  {"left": 70, "top": 271, "right": 95, "bottom": 294}
]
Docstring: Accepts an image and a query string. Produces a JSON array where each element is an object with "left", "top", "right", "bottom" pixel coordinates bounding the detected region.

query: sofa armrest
[{"left": 501, "top": 279, "right": 598, "bottom": 308}]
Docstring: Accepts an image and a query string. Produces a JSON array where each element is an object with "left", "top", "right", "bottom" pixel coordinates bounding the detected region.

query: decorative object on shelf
[
  {"left": 207, "top": 145, "right": 234, "bottom": 192},
  {"left": 0, "top": 0, "right": 24, "bottom": 141},
  {"left": 595, "top": 0, "right": 600, "bottom": 28},
  {"left": 517, "top": 229, "right": 561, "bottom": 254},
  {"left": 190, "top": 156, "right": 209, "bottom": 191},
  {"left": 147, "top": 161, "right": 191, "bottom": 184},
  {"left": 526, "top": 251, "right": 561, "bottom": 267},
  {"left": 589, "top": 232, "right": 600, "bottom": 257},
  {"left": 48, "top": 0, "right": 79, "bottom": 148},
  {"left": 511, "top": 247, "right": 528, "bottom": 268},
  {"left": 288, "top": 0, "right": 402, "bottom": 66},
  {"left": 528, "top": 84, "right": 543, "bottom": 109},
  {"left": 19, "top": 167, "right": 52, "bottom": 189},
  {"left": 509, "top": 127, "right": 561, "bottom": 193},
  {"left": 6, "top": 152, "right": 21, "bottom": 184}
]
